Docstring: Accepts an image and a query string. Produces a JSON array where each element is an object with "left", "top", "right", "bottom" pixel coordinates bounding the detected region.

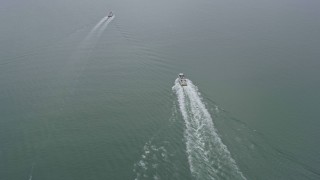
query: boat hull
[{"left": 108, "top": 12, "right": 113, "bottom": 18}]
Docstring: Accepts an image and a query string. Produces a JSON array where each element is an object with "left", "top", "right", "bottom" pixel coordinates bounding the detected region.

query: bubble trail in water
[
  {"left": 173, "top": 79, "right": 246, "bottom": 180},
  {"left": 90, "top": 16, "right": 109, "bottom": 34},
  {"left": 96, "top": 16, "right": 115, "bottom": 37},
  {"left": 84, "top": 16, "right": 109, "bottom": 42},
  {"left": 82, "top": 15, "right": 114, "bottom": 47},
  {"left": 28, "top": 163, "right": 35, "bottom": 180}
]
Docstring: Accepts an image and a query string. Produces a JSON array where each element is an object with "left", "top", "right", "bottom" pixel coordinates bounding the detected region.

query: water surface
[{"left": 1, "top": 0, "right": 320, "bottom": 179}]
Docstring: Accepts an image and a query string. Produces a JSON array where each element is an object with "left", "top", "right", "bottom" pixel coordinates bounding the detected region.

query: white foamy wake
[
  {"left": 97, "top": 16, "right": 115, "bottom": 36},
  {"left": 84, "top": 16, "right": 111, "bottom": 42},
  {"left": 81, "top": 15, "right": 115, "bottom": 48},
  {"left": 61, "top": 15, "right": 115, "bottom": 105},
  {"left": 133, "top": 141, "right": 169, "bottom": 180},
  {"left": 173, "top": 79, "right": 246, "bottom": 180},
  {"left": 90, "top": 16, "right": 109, "bottom": 35},
  {"left": 28, "top": 163, "right": 35, "bottom": 180},
  {"left": 133, "top": 104, "right": 180, "bottom": 180}
]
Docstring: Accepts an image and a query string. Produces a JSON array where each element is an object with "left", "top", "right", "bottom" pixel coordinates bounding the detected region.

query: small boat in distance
[
  {"left": 178, "top": 73, "right": 187, "bottom": 86},
  {"left": 108, "top": 11, "right": 113, "bottom": 18}
]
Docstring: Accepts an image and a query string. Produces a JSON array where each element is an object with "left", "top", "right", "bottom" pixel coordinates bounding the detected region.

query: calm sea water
[{"left": 1, "top": 0, "right": 320, "bottom": 179}]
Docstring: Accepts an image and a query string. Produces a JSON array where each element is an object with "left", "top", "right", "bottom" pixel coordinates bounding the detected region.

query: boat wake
[
  {"left": 97, "top": 16, "right": 115, "bottom": 36},
  {"left": 88, "top": 16, "right": 109, "bottom": 37},
  {"left": 82, "top": 15, "right": 115, "bottom": 47},
  {"left": 58, "top": 14, "right": 115, "bottom": 100},
  {"left": 172, "top": 79, "right": 246, "bottom": 180},
  {"left": 28, "top": 163, "right": 35, "bottom": 180},
  {"left": 133, "top": 141, "right": 170, "bottom": 180},
  {"left": 133, "top": 103, "right": 187, "bottom": 180}
]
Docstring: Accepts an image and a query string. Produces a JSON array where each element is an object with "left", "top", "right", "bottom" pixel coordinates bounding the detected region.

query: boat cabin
[{"left": 179, "top": 73, "right": 185, "bottom": 79}]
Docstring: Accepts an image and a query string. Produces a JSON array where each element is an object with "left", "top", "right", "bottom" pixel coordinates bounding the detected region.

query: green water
[{"left": 1, "top": 0, "right": 320, "bottom": 179}]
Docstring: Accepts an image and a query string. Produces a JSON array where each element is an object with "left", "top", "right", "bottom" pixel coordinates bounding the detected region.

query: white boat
[
  {"left": 178, "top": 73, "right": 187, "bottom": 86},
  {"left": 108, "top": 11, "right": 113, "bottom": 18}
]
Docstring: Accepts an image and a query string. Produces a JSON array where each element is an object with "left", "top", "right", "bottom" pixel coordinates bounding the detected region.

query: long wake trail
[
  {"left": 61, "top": 15, "right": 115, "bottom": 101},
  {"left": 68, "top": 15, "right": 114, "bottom": 69},
  {"left": 173, "top": 79, "right": 246, "bottom": 180}
]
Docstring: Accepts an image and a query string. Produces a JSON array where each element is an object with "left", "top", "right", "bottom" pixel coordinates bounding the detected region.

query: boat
[
  {"left": 178, "top": 73, "right": 187, "bottom": 86},
  {"left": 108, "top": 11, "right": 113, "bottom": 18}
]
